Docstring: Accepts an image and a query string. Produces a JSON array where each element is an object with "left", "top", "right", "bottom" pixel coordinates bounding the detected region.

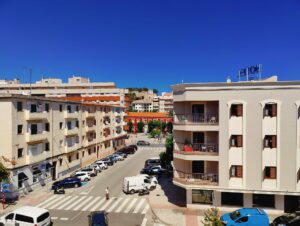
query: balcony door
[
  {"left": 192, "top": 104, "right": 204, "bottom": 122},
  {"left": 193, "top": 132, "right": 204, "bottom": 144},
  {"left": 192, "top": 161, "right": 204, "bottom": 174}
]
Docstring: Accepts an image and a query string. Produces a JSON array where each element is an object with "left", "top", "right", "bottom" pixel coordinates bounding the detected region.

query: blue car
[
  {"left": 51, "top": 177, "right": 81, "bottom": 190},
  {"left": 221, "top": 208, "right": 269, "bottom": 226},
  {"left": 88, "top": 211, "right": 108, "bottom": 226}
]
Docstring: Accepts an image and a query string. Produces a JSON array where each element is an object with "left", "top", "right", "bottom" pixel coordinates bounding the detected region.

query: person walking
[{"left": 105, "top": 187, "right": 109, "bottom": 200}]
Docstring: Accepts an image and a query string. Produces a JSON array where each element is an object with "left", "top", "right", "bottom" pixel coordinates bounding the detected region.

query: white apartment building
[
  {"left": 172, "top": 77, "right": 300, "bottom": 213},
  {"left": 0, "top": 76, "right": 128, "bottom": 107},
  {"left": 132, "top": 100, "right": 153, "bottom": 112},
  {"left": 0, "top": 94, "right": 126, "bottom": 194}
]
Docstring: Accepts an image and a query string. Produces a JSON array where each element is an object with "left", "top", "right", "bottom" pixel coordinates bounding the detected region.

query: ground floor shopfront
[{"left": 185, "top": 189, "right": 300, "bottom": 213}]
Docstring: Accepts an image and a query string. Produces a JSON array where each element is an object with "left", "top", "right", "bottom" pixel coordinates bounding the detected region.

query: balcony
[
  {"left": 26, "top": 132, "right": 48, "bottom": 143},
  {"left": 174, "top": 143, "right": 218, "bottom": 155},
  {"left": 65, "top": 143, "right": 79, "bottom": 153},
  {"left": 85, "top": 124, "right": 96, "bottom": 132},
  {"left": 64, "top": 127, "right": 79, "bottom": 136},
  {"left": 174, "top": 113, "right": 218, "bottom": 125},
  {"left": 64, "top": 111, "right": 79, "bottom": 119},
  {"left": 25, "top": 111, "right": 48, "bottom": 121},
  {"left": 85, "top": 111, "right": 96, "bottom": 118},
  {"left": 173, "top": 171, "right": 218, "bottom": 186}
]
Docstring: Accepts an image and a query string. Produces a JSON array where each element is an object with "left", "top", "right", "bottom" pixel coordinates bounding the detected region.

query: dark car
[
  {"left": 51, "top": 177, "right": 81, "bottom": 190},
  {"left": 120, "top": 146, "right": 135, "bottom": 154},
  {"left": 108, "top": 155, "right": 117, "bottom": 163},
  {"left": 128, "top": 144, "right": 138, "bottom": 150},
  {"left": 271, "top": 212, "right": 300, "bottom": 226},
  {"left": 144, "top": 158, "right": 161, "bottom": 167},
  {"left": 102, "top": 157, "right": 114, "bottom": 166},
  {"left": 0, "top": 191, "right": 19, "bottom": 204},
  {"left": 140, "top": 166, "right": 163, "bottom": 176},
  {"left": 88, "top": 211, "right": 108, "bottom": 226},
  {"left": 137, "top": 140, "right": 150, "bottom": 146}
]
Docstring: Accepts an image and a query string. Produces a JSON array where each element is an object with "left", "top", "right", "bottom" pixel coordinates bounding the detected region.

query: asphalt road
[{"left": 37, "top": 135, "right": 165, "bottom": 226}]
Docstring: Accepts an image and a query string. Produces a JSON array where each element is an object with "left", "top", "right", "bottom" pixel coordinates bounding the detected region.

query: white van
[
  {"left": 138, "top": 174, "right": 158, "bottom": 185},
  {"left": 122, "top": 176, "right": 155, "bottom": 194},
  {"left": 0, "top": 206, "right": 51, "bottom": 226}
]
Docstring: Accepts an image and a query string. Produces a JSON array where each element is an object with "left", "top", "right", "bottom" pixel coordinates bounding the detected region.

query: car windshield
[{"left": 230, "top": 210, "right": 241, "bottom": 220}]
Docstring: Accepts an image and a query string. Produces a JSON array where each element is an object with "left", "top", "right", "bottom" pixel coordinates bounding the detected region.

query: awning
[{"left": 18, "top": 172, "right": 29, "bottom": 181}]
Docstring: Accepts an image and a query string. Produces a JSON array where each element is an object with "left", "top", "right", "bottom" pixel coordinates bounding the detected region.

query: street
[{"left": 35, "top": 135, "right": 165, "bottom": 226}]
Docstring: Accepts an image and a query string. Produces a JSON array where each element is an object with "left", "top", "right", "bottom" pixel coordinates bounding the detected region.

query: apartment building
[
  {"left": 132, "top": 100, "right": 153, "bottom": 112},
  {"left": 172, "top": 77, "right": 300, "bottom": 213},
  {"left": 153, "top": 92, "right": 173, "bottom": 113},
  {"left": 0, "top": 76, "right": 128, "bottom": 107},
  {"left": 0, "top": 94, "right": 126, "bottom": 194}
]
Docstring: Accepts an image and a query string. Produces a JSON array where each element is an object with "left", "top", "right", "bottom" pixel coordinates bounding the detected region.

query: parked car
[
  {"left": 88, "top": 211, "right": 108, "bottom": 226},
  {"left": 81, "top": 167, "right": 98, "bottom": 177},
  {"left": 90, "top": 164, "right": 102, "bottom": 173},
  {"left": 121, "top": 146, "right": 135, "bottom": 154},
  {"left": 0, "top": 191, "right": 19, "bottom": 204},
  {"left": 72, "top": 171, "right": 91, "bottom": 182},
  {"left": 51, "top": 177, "right": 81, "bottom": 190},
  {"left": 112, "top": 154, "right": 124, "bottom": 161},
  {"left": 140, "top": 165, "right": 163, "bottom": 176},
  {"left": 0, "top": 206, "right": 52, "bottom": 226},
  {"left": 221, "top": 208, "right": 269, "bottom": 226},
  {"left": 102, "top": 158, "right": 114, "bottom": 166},
  {"left": 137, "top": 140, "right": 150, "bottom": 146},
  {"left": 116, "top": 152, "right": 127, "bottom": 159},
  {"left": 128, "top": 144, "right": 138, "bottom": 150},
  {"left": 271, "top": 212, "right": 300, "bottom": 226},
  {"left": 108, "top": 155, "right": 117, "bottom": 163},
  {"left": 144, "top": 157, "right": 161, "bottom": 167},
  {"left": 95, "top": 160, "right": 108, "bottom": 169},
  {"left": 122, "top": 176, "right": 156, "bottom": 194}
]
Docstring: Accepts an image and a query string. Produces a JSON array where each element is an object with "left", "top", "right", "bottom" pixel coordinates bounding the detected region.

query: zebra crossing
[{"left": 36, "top": 195, "right": 150, "bottom": 214}]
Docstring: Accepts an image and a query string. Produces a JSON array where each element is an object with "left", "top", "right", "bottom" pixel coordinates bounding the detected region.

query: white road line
[
  {"left": 90, "top": 197, "right": 106, "bottom": 211},
  {"left": 99, "top": 198, "right": 114, "bottom": 211},
  {"left": 142, "top": 204, "right": 150, "bottom": 214},
  {"left": 73, "top": 196, "right": 94, "bottom": 211},
  {"left": 65, "top": 196, "right": 86, "bottom": 210},
  {"left": 60, "top": 218, "right": 68, "bottom": 221},
  {"left": 47, "top": 196, "right": 72, "bottom": 209},
  {"left": 133, "top": 199, "right": 145, "bottom": 213},
  {"left": 57, "top": 196, "right": 79, "bottom": 210},
  {"left": 51, "top": 217, "right": 58, "bottom": 220},
  {"left": 124, "top": 198, "right": 138, "bottom": 213},
  {"left": 81, "top": 197, "right": 101, "bottom": 211},
  {"left": 115, "top": 197, "right": 130, "bottom": 213},
  {"left": 106, "top": 197, "right": 122, "bottom": 212},
  {"left": 36, "top": 195, "right": 57, "bottom": 208},
  {"left": 39, "top": 196, "right": 61, "bottom": 209},
  {"left": 141, "top": 217, "right": 147, "bottom": 226}
]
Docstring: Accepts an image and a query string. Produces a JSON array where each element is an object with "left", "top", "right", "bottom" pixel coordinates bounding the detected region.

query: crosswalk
[{"left": 36, "top": 195, "right": 150, "bottom": 214}]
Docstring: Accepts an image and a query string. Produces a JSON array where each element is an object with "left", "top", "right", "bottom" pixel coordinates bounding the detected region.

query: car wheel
[
  {"left": 84, "top": 178, "right": 89, "bottom": 182},
  {"left": 130, "top": 189, "right": 135, "bottom": 194},
  {"left": 0, "top": 223, "right": 5, "bottom": 226},
  {"left": 74, "top": 183, "right": 79, "bottom": 188}
]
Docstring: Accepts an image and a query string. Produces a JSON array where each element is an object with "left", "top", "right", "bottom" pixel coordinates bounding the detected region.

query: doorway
[
  {"left": 192, "top": 161, "right": 204, "bottom": 174},
  {"left": 193, "top": 132, "right": 204, "bottom": 143},
  {"left": 192, "top": 104, "right": 204, "bottom": 122},
  {"left": 284, "top": 195, "right": 300, "bottom": 213}
]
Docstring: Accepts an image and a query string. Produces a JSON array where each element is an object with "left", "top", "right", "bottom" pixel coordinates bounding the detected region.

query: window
[
  {"left": 59, "top": 104, "right": 63, "bottom": 112},
  {"left": 30, "top": 124, "right": 38, "bottom": 135},
  {"left": 82, "top": 151, "right": 85, "bottom": 157},
  {"left": 76, "top": 120, "right": 79, "bottom": 128},
  {"left": 94, "top": 147, "right": 96, "bottom": 153},
  {"left": 192, "top": 190, "right": 213, "bottom": 204},
  {"left": 45, "top": 123, "right": 50, "bottom": 132},
  {"left": 67, "top": 105, "right": 71, "bottom": 113},
  {"left": 68, "top": 156, "right": 72, "bottom": 163},
  {"left": 18, "top": 148, "right": 23, "bottom": 158},
  {"left": 37, "top": 212, "right": 50, "bottom": 223},
  {"left": 230, "top": 135, "right": 243, "bottom": 147},
  {"left": 76, "top": 106, "right": 79, "bottom": 112},
  {"left": 5, "top": 213, "right": 14, "bottom": 220},
  {"left": 253, "top": 194, "right": 275, "bottom": 208},
  {"left": 17, "top": 125, "right": 23, "bottom": 134},
  {"left": 88, "top": 149, "right": 91, "bottom": 155},
  {"left": 59, "top": 140, "right": 63, "bottom": 147},
  {"left": 30, "top": 104, "right": 37, "bottom": 113},
  {"left": 264, "top": 167, "right": 276, "bottom": 179},
  {"left": 230, "top": 104, "right": 243, "bottom": 117},
  {"left": 59, "top": 159, "right": 63, "bottom": 166},
  {"left": 45, "top": 103, "right": 49, "bottom": 112},
  {"left": 264, "top": 135, "right": 277, "bottom": 148},
  {"left": 230, "top": 165, "right": 243, "bottom": 178},
  {"left": 15, "top": 214, "right": 34, "bottom": 223},
  {"left": 59, "top": 122, "right": 63, "bottom": 130},
  {"left": 221, "top": 192, "right": 243, "bottom": 206},
  {"left": 264, "top": 103, "right": 277, "bottom": 117},
  {"left": 67, "top": 121, "right": 72, "bottom": 130},
  {"left": 76, "top": 153, "right": 79, "bottom": 159},
  {"left": 17, "top": 102, "right": 23, "bottom": 111},
  {"left": 45, "top": 142, "right": 50, "bottom": 151}
]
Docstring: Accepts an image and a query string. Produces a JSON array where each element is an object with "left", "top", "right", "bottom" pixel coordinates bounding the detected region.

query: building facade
[
  {"left": 0, "top": 94, "right": 126, "bottom": 194},
  {"left": 172, "top": 79, "right": 300, "bottom": 213},
  {"left": 132, "top": 100, "right": 153, "bottom": 112}
]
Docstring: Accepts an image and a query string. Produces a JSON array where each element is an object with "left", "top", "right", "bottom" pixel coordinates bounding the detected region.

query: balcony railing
[
  {"left": 64, "top": 127, "right": 79, "bottom": 136},
  {"left": 26, "top": 132, "right": 48, "bottom": 143},
  {"left": 174, "top": 170, "right": 218, "bottom": 186},
  {"left": 25, "top": 111, "right": 48, "bottom": 121},
  {"left": 174, "top": 113, "right": 218, "bottom": 125},
  {"left": 174, "top": 142, "right": 218, "bottom": 155},
  {"left": 64, "top": 111, "right": 79, "bottom": 119}
]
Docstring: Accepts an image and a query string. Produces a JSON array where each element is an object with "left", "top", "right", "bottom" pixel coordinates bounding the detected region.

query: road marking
[
  {"left": 65, "top": 196, "right": 86, "bottom": 210},
  {"left": 60, "top": 218, "right": 68, "bottom": 221},
  {"left": 141, "top": 217, "right": 147, "bottom": 226},
  {"left": 47, "top": 196, "right": 72, "bottom": 209},
  {"left": 90, "top": 197, "right": 106, "bottom": 211},
  {"left": 115, "top": 197, "right": 130, "bottom": 213},
  {"left": 80, "top": 185, "right": 95, "bottom": 195},
  {"left": 81, "top": 197, "right": 101, "bottom": 211},
  {"left": 56, "top": 196, "right": 79, "bottom": 210},
  {"left": 142, "top": 204, "right": 150, "bottom": 214},
  {"left": 36, "top": 195, "right": 57, "bottom": 207},
  {"left": 39, "top": 196, "right": 61, "bottom": 209},
  {"left": 133, "top": 199, "right": 145, "bottom": 213},
  {"left": 51, "top": 217, "right": 58, "bottom": 220},
  {"left": 124, "top": 198, "right": 138, "bottom": 213},
  {"left": 106, "top": 197, "right": 122, "bottom": 212},
  {"left": 99, "top": 197, "right": 114, "bottom": 211},
  {"left": 73, "top": 196, "right": 94, "bottom": 211}
]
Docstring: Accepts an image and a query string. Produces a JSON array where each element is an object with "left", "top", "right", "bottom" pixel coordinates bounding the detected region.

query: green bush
[
  {"left": 202, "top": 208, "right": 223, "bottom": 226},
  {"left": 137, "top": 121, "right": 145, "bottom": 133},
  {"left": 0, "top": 162, "right": 10, "bottom": 182}
]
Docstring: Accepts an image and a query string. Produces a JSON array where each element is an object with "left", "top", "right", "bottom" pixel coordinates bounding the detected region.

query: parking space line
[
  {"left": 65, "top": 196, "right": 86, "bottom": 210},
  {"left": 115, "top": 197, "right": 130, "bottom": 213},
  {"left": 106, "top": 197, "right": 123, "bottom": 212},
  {"left": 73, "top": 196, "right": 94, "bottom": 211},
  {"left": 133, "top": 199, "right": 145, "bottom": 213},
  {"left": 36, "top": 195, "right": 57, "bottom": 208},
  {"left": 81, "top": 197, "right": 101, "bottom": 211},
  {"left": 90, "top": 197, "right": 106, "bottom": 211},
  {"left": 142, "top": 204, "right": 150, "bottom": 214},
  {"left": 57, "top": 196, "right": 79, "bottom": 210},
  {"left": 124, "top": 198, "right": 138, "bottom": 213}
]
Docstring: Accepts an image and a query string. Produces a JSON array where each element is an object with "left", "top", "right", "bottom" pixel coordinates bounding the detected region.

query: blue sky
[{"left": 0, "top": 0, "right": 300, "bottom": 92}]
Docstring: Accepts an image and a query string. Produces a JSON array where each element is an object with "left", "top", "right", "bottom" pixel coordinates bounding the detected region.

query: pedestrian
[{"left": 105, "top": 187, "right": 109, "bottom": 200}]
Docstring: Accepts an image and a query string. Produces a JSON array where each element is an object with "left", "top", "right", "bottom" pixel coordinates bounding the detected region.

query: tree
[
  {"left": 137, "top": 121, "right": 145, "bottom": 133},
  {"left": 159, "top": 152, "right": 167, "bottom": 168},
  {"left": 0, "top": 162, "right": 10, "bottom": 182},
  {"left": 167, "top": 121, "right": 173, "bottom": 133},
  {"left": 127, "top": 121, "right": 133, "bottom": 133},
  {"left": 160, "top": 121, "right": 167, "bottom": 133},
  {"left": 153, "top": 88, "right": 159, "bottom": 94},
  {"left": 168, "top": 110, "right": 173, "bottom": 117},
  {"left": 165, "top": 133, "right": 173, "bottom": 163},
  {"left": 202, "top": 208, "right": 223, "bottom": 226},
  {"left": 148, "top": 120, "right": 154, "bottom": 133}
]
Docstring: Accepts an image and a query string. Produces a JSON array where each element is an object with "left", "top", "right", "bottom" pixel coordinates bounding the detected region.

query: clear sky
[{"left": 0, "top": 0, "right": 300, "bottom": 92}]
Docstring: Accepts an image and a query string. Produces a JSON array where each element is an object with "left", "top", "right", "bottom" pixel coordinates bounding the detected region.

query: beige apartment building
[
  {"left": 0, "top": 76, "right": 128, "bottom": 107},
  {"left": 153, "top": 92, "right": 173, "bottom": 113},
  {"left": 0, "top": 94, "right": 126, "bottom": 194},
  {"left": 172, "top": 77, "right": 300, "bottom": 213}
]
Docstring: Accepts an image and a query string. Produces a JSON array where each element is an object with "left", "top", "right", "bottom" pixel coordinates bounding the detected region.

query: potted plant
[{"left": 183, "top": 140, "right": 193, "bottom": 152}]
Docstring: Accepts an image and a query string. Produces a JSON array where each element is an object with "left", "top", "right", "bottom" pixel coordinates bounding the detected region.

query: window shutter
[
  {"left": 271, "top": 136, "right": 277, "bottom": 148},
  {"left": 237, "top": 166, "right": 243, "bottom": 177},
  {"left": 237, "top": 105, "right": 243, "bottom": 117},
  {"left": 237, "top": 135, "right": 243, "bottom": 147},
  {"left": 263, "top": 168, "right": 266, "bottom": 179},
  {"left": 271, "top": 104, "right": 277, "bottom": 117},
  {"left": 270, "top": 167, "right": 276, "bottom": 179}
]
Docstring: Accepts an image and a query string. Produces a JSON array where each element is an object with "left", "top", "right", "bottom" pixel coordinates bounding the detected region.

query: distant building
[
  {"left": 132, "top": 100, "right": 153, "bottom": 112},
  {"left": 153, "top": 92, "right": 173, "bottom": 113}
]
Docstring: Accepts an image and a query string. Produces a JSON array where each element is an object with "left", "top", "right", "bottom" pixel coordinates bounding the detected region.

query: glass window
[
  {"left": 17, "top": 148, "right": 23, "bottom": 158},
  {"left": 17, "top": 125, "right": 23, "bottom": 134},
  {"left": 15, "top": 214, "right": 34, "bottom": 223},
  {"left": 59, "top": 104, "right": 63, "bottom": 112},
  {"left": 17, "top": 102, "right": 23, "bottom": 111},
  {"left": 45, "top": 103, "right": 49, "bottom": 112},
  {"left": 37, "top": 212, "right": 50, "bottom": 223},
  {"left": 192, "top": 190, "right": 213, "bottom": 204},
  {"left": 5, "top": 213, "right": 14, "bottom": 220}
]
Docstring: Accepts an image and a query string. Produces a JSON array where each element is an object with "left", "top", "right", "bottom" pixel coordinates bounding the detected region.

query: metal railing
[
  {"left": 174, "top": 113, "right": 218, "bottom": 124},
  {"left": 174, "top": 170, "right": 218, "bottom": 185},
  {"left": 174, "top": 142, "right": 218, "bottom": 154}
]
